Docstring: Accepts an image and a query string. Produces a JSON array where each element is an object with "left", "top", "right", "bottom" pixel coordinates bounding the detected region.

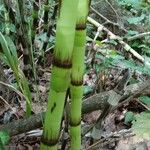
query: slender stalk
[
  {"left": 17, "top": 0, "right": 33, "bottom": 78},
  {"left": 15, "top": 0, "right": 33, "bottom": 116},
  {"left": 32, "top": 0, "right": 39, "bottom": 43},
  {"left": 69, "top": 1, "right": 90, "bottom": 150},
  {"left": 43, "top": 0, "right": 49, "bottom": 33},
  {"left": 40, "top": 0, "right": 79, "bottom": 149},
  {"left": 38, "top": 1, "right": 58, "bottom": 65},
  {"left": 42, "top": 3, "right": 58, "bottom": 52}
]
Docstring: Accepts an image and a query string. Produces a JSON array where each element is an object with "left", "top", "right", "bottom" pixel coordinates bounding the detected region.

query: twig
[
  {"left": 0, "top": 96, "right": 19, "bottom": 119},
  {"left": 0, "top": 96, "right": 14, "bottom": 112},
  {"left": 128, "top": 32, "right": 150, "bottom": 41},
  {"left": 104, "top": 0, "right": 119, "bottom": 20},
  {"left": 87, "top": 17, "right": 150, "bottom": 65},
  {"left": 86, "top": 129, "right": 134, "bottom": 150},
  {"left": 0, "top": 80, "right": 150, "bottom": 136},
  {"left": 0, "top": 81, "right": 25, "bottom": 99},
  {"left": 112, "top": 81, "right": 150, "bottom": 112},
  {"left": 135, "top": 99, "right": 150, "bottom": 111},
  {"left": 90, "top": 6, "right": 127, "bottom": 33}
]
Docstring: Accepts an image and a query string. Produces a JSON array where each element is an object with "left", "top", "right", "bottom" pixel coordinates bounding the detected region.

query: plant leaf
[
  {"left": 132, "top": 112, "right": 150, "bottom": 140},
  {"left": 0, "top": 131, "right": 10, "bottom": 145},
  {"left": 139, "top": 96, "right": 150, "bottom": 107},
  {"left": 125, "top": 111, "right": 135, "bottom": 124}
]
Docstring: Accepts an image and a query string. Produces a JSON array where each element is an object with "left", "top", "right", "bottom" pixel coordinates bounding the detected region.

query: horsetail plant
[
  {"left": 32, "top": 0, "right": 39, "bottom": 44},
  {"left": 42, "top": 2, "right": 58, "bottom": 53},
  {"left": 40, "top": 0, "right": 79, "bottom": 149},
  {"left": 41, "top": 1, "right": 58, "bottom": 66},
  {"left": 17, "top": 0, "right": 33, "bottom": 78},
  {"left": 16, "top": 0, "right": 39, "bottom": 100},
  {"left": 43, "top": 0, "right": 49, "bottom": 33},
  {"left": 70, "top": 0, "right": 90, "bottom": 149}
]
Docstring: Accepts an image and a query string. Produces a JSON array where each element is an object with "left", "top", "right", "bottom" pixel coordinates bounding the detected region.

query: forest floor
[
  {"left": 0, "top": 1, "right": 150, "bottom": 150},
  {"left": 1, "top": 51, "right": 150, "bottom": 150}
]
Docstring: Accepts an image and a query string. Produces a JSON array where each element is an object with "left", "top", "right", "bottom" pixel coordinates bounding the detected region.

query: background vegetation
[{"left": 0, "top": 0, "right": 150, "bottom": 149}]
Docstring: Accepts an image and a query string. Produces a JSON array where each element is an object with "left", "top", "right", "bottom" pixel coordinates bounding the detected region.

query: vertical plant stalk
[
  {"left": 70, "top": 0, "right": 90, "bottom": 150},
  {"left": 17, "top": 0, "right": 33, "bottom": 78},
  {"left": 32, "top": 0, "right": 39, "bottom": 44},
  {"left": 42, "top": 3, "right": 58, "bottom": 52},
  {"left": 43, "top": 0, "right": 49, "bottom": 33},
  {"left": 38, "top": 1, "right": 57, "bottom": 65},
  {"left": 40, "top": 0, "right": 79, "bottom": 150},
  {"left": 16, "top": 0, "right": 34, "bottom": 116}
]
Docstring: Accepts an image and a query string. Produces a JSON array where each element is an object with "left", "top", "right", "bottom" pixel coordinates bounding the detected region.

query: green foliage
[
  {"left": 118, "top": 0, "right": 150, "bottom": 56},
  {"left": 127, "top": 14, "right": 145, "bottom": 25},
  {"left": 0, "top": 131, "right": 10, "bottom": 149},
  {"left": 0, "top": 0, "right": 57, "bottom": 117},
  {"left": 132, "top": 112, "right": 150, "bottom": 140},
  {"left": 0, "top": 33, "right": 19, "bottom": 79},
  {"left": 93, "top": 48, "right": 150, "bottom": 75},
  {"left": 124, "top": 111, "right": 135, "bottom": 124},
  {"left": 118, "top": 0, "right": 142, "bottom": 9},
  {"left": 139, "top": 96, "right": 150, "bottom": 107},
  {"left": 0, "top": 32, "right": 32, "bottom": 116},
  {"left": 84, "top": 85, "right": 93, "bottom": 94},
  {"left": 118, "top": 0, "right": 150, "bottom": 30}
]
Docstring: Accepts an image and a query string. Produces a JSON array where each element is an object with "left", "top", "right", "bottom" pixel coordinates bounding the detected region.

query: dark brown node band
[
  {"left": 71, "top": 79, "right": 83, "bottom": 86},
  {"left": 41, "top": 136, "right": 58, "bottom": 147},
  {"left": 53, "top": 57, "right": 72, "bottom": 69},
  {"left": 69, "top": 119, "right": 81, "bottom": 127},
  {"left": 76, "top": 24, "right": 86, "bottom": 30}
]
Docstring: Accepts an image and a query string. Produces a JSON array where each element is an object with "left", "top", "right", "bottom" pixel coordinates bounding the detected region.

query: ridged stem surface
[
  {"left": 40, "top": 0, "right": 79, "bottom": 149},
  {"left": 70, "top": 1, "right": 90, "bottom": 150}
]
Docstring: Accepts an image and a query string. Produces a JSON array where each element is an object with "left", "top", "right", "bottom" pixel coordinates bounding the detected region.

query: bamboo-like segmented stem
[
  {"left": 32, "top": 0, "right": 39, "bottom": 43},
  {"left": 17, "top": 0, "right": 33, "bottom": 78},
  {"left": 70, "top": 1, "right": 90, "bottom": 150},
  {"left": 40, "top": 0, "right": 79, "bottom": 150},
  {"left": 42, "top": 3, "right": 58, "bottom": 52},
  {"left": 16, "top": 0, "right": 34, "bottom": 116},
  {"left": 43, "top": 0, "right": 49, "bottom": 33}
]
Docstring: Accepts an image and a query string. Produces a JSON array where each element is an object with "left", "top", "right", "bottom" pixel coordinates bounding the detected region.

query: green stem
[
  {"left": 43, "top": 0, "right": 49, "bottom": 33},
  {"left": 70, "top": 1, "right": 90, "bottom": 150},
  {"left": 32, "top": 0, "right": 39, "bottom": 43},
  {"left": 17, "top": 0, "right": 33, "bottom": 78},
  {"left": 40, "top": 0, "right": 79, "bottom": 149},
  {"left": 42, "top": 3, "right": 58, "bottom": 52},
  {"left": 15, "top": 0, "right": 33, "bottom": 116}
]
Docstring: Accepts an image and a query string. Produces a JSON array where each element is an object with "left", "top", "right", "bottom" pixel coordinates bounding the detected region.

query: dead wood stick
[
  {"left": 90, "top": 6, "right": 128, "bottom": 33},
  {"left": 128, "top": 32, "right": 150, "bottom": 41},
  {"left": 0, "top": 81, "right": 150, "bottom": 136},
  {"left": 87, "top": 17, "right": 150, "bottom": 65}
]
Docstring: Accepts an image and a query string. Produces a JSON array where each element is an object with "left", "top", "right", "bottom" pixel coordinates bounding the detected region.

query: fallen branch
[
  {"left": 86, "top": 129, "right": 134, "bottom": 150},
  {"left": 128, "top": 32, "right": 150, "bottom": 41},
  {"left": 90, "top": 6, "right": 127, "bottom": 33},
  {"left": 0, "top": 80, "right": 150, "bottom": 136},
  {"left": 87, "top": 17, "right": 150, "bottom": 65}
]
